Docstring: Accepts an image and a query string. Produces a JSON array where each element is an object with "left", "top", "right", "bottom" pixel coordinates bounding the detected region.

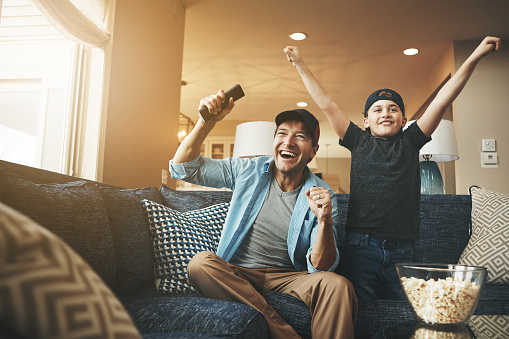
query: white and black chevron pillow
[
  {"left": 458, "top": 187, "right": 509, "bottom": 284},
  {"left": 0, "top": 202, "right": 141, "bottom": 339},
  {"left": 141, "top": 199, "right": 229, "bottom": 294}
]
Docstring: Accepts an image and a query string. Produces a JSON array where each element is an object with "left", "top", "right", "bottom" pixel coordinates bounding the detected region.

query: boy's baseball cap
[
  {"left": 275, "top": 109, "right": 320, "bottom": 145},
  {"left": 364, "top": 88, "right": 405, "bottom": 116}
]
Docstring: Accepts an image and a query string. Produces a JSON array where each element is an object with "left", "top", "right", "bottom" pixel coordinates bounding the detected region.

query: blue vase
[{"left": 420, "top": 161, "right": 444, "bottom": 194}]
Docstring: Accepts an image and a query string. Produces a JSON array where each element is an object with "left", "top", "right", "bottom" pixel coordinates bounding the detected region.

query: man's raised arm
[{"left": 173, "top": 89, "right": 235, "bottom": 164}]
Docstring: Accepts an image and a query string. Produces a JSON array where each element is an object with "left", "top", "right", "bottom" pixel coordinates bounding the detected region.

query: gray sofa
[{"left": 0, "top": 159, "right": 508, "bottom": 338}]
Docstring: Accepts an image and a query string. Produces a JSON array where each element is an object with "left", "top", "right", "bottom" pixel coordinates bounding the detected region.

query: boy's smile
[{"left": 363, "top": 100, "right": 407, "bottom": 139}]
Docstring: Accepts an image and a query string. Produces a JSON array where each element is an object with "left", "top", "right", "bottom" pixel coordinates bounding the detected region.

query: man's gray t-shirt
[{"left": 229, "top": 175, "right": 301, "bottom": 269}]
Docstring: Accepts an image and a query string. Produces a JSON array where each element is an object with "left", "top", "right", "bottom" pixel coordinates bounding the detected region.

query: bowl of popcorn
[{"left": 396, "top": 263, "right": 487, "bottom": 325}]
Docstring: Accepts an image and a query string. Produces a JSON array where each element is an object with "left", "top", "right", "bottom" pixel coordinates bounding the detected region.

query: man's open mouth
[{"left": 280, "top": 150, "right": 297, "bottom": 159}]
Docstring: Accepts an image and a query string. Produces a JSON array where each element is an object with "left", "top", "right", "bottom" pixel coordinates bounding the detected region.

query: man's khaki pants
[{"left": 187, "top": 251, "right": 358, "bottom": 339}]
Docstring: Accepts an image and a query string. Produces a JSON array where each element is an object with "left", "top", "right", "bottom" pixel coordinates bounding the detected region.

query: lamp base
[{"left": 420, "top": 161, "right": 445, "bottom": 194}]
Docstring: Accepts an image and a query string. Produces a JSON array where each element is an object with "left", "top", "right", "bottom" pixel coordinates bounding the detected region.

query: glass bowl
[{"left": 396, "top": 263, "right": 487, "bottom": 325}]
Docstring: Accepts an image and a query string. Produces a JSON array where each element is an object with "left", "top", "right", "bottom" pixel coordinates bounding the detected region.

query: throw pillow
[
  {"left": 458, "top": 186, "right": 509, "bottom": 284},
  {"left": 99, "top": 186, "right": 164, "bottom": 297},
  {"left": 0, "top": 201, "right": 141, "bottom": 339},
  {"left": 469, "top": 315, "right": 509, "bottom": 339},
  {"left": 141, "top": 199, "right": 229, "bottom": 294}
]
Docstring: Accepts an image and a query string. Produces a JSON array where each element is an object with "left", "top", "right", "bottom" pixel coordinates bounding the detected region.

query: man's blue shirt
[{"left": 169, "top": 155, "right": 340, "bottom": 273}]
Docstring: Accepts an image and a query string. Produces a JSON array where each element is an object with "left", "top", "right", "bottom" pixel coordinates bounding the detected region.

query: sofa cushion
[
  {"left": 0, "top": 201, "right": 141, "bottom": 339},
  {"left": 141, "top": 200, "right": 229, "bottom": 294},
  {"left": 121, "top": 296, "right": 267, "bottom": 339},
  {"left": 99, "top": 186, "right": 163, "bottom": 297},
  {"left": 458, "top": 187, "right": 509, "bottom": 284},
  {"left": 0, "top": 172, "right": 117, "bottom": 291},
  {"left": 264, "top": 291, "right": 311, "bottom": 337},
  {"left": 414, "top": 194, "right": 471, "bottom": 264},
  {"left": 159, "top": 184, "right": 232, "bottom": 211}
]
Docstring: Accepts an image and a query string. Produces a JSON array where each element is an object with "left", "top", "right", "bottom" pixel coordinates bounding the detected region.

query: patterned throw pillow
[
  {"left": 141, "top": 199, "right": 229, "bottom": 294},
  {"left": 469, "top": 315, "right": 509, "bottom": 339},
  {"left": 0, "top": 202, "right": 141, "bottom": 339},
  {"left": 458, "top": 186, "right": 509, "bottom": 284}
]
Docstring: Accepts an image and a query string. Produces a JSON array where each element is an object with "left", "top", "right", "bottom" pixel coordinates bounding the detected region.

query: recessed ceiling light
[
  {"left": 290, "top": 32, "right": 307, "bottom": 41},
  {"left": 297, "top": 102, "right": 308, "bottom": 107},
  {"left": 404, "top": 48, "right": 419, "bottom": 56}
]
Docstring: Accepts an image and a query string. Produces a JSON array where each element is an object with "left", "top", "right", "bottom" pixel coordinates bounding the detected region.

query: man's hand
[
  {"left": 306, "top": 187, "right": 336, "bottom": 271},
  {"left": 306, "top": 187, "right": 333, "bottom": 224},
  {"left": 173, "top": 89, "right": 234, "bottom": 164},
  {"left": 284, "top": 46, "right": 304, "bottom": 67},
  {"left": 198, "top": 89, "right": 235, "bottom": 122}
]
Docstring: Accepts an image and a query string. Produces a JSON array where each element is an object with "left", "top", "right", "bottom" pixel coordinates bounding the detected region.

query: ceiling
[{"left": 179, "top": 0, "right": 509, "bottom": 158}]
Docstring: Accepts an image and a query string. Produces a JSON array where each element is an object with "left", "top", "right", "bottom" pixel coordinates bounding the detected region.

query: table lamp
[
  {"left": 408, "top": 120, "right": 459, "bottom": 194},
  {"left": 232, "top": 121, "right": 276, "bottom": 157}
]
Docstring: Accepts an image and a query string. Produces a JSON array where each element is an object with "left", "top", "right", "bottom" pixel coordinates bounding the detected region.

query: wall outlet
[{"left": 481, "top": 152, "right": 498, "bottom": 168}]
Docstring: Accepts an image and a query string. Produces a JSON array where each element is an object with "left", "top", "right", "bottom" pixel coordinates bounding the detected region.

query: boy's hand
[
  {"left": 306, "top": 187, "right": 333, "bottom": 224},
  {"left": 198, "top": 89, "right": 235, "bottom": 122},
  {"left": 284, "top": 46, "right": 304, "bottom": 66},
  {"left": 474, "top": 36, "right": 501, "bottom": 59}
]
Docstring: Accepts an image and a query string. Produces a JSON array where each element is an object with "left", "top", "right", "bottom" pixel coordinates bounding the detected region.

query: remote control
[{"left": 199, "top": 84, "right": 245, "bottom": 122}]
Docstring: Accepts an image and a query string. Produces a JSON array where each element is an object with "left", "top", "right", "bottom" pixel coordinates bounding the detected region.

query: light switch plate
[{"left": 482, "top": 139, "right": 496, "bottom": 152}]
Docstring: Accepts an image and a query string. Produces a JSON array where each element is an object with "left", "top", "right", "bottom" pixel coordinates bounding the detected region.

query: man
[{"left": 170, "top": 89, "right": 357, "bottom": 339}]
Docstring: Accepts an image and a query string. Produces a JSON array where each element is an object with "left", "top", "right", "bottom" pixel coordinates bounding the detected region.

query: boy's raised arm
[
  {"left": 284, "top": 46, "right": 351, "bottom": 139},
  {"left": 417, "top": 36, "right": 501, "bottom": 138}
]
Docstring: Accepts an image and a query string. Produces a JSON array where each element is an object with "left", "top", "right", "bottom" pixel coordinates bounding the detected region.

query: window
[
  {"left": 0, "top": 0, "right": 112, "bottom": 180},
  {"left": 0, "top": 0, "right": 74, "bottom": 172}
]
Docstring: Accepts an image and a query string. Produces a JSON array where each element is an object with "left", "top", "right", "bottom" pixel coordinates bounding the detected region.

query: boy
[{"left": 284, "top": 36, "right": 501, "bottom": 300}]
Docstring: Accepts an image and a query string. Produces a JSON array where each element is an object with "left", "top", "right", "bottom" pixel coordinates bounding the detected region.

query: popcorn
[{"left": 401, "top": 276, "right": 481, "bottom": 324}]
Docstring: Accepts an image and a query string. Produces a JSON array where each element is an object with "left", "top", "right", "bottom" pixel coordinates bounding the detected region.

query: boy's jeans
[{"left": 341, "top": 232, "right": 414, "bottom": 301}]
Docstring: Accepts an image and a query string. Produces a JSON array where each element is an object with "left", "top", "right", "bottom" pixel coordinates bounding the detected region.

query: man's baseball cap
[
  {"left": 275, "top": 109, "right": 320, "bottom": 145},
  {"left": 364, "top": 88, "right": 405, "bottom": 116}
]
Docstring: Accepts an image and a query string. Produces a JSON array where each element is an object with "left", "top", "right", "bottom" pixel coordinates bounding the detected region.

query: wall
[
  {"left": 316, "top": 157, "right": 351, "bottom": 194},
  {"left": 102, "top": 0, "right": 185, "bottom": 188},
  {"left": 207, "top": 119, "right": 248, "bottom": 137},
  {"left": 454, "top": 39, "right": 509, "bottom": 194}
]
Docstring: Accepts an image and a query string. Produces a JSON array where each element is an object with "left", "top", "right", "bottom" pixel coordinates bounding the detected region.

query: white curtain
[
  {"left": 30, "top": 0, "right": 115, "bottom": 180},
  {"left": 31, "top": 0, "right": 111, "bottom": 48}
]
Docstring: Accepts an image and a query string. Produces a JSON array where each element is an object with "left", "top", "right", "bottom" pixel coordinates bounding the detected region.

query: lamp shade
[
  {"left": 407, "top": 120, "right": 459, "bottom": 162},
  {"left": 232, "top": 121, "right": 276, "bottom": 158}
]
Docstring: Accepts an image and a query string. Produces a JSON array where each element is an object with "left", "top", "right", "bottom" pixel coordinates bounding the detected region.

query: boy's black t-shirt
[{"left": 340, "top": 121, "right": 431, "bottom": 240}]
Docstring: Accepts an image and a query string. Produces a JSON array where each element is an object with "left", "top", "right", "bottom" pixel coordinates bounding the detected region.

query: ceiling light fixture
[
  {"left": 290, "top": 32, "right": 307, "bottom": 41},
  {"left": 404, "top": 48, "right": 419, "bottom": 56},
  {"left": 297, "top": 102, "right": 308, "bottom": 107}
]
